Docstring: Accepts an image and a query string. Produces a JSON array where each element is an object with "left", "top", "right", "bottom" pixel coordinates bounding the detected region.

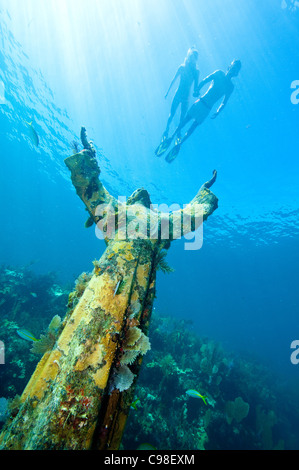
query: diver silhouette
[{"left": 156, "top": 59, "right": 241, "bottom": 163}]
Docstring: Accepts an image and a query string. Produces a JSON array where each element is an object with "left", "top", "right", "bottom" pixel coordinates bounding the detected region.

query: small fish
[
  {"left": 30, "top": 292, "right": 37, "bottom": 298},
  {"left": 25, "top": 121, "right": 39, "bottom": 147},
  {"left": 113, "top": 278, "right": 126, "bottom": 297},
  {"left": 17, "top": 329, "right": 39, "bottom": 342},
  {"left": 186, "top": 389, "right": 208, "bottom": 405},
  {"left": 130, "top": 398, "right": 140, "bottom": 411},
  {"left": 113, "top": 280, "right": 121, "bottom": 297}
]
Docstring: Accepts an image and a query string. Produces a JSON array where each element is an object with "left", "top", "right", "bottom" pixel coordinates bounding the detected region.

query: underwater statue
[{"left": 0, "top": 128, "right": 218, "bottom": 450}]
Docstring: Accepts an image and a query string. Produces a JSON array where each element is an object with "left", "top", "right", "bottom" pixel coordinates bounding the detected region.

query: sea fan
[
  {"left": 111, "top": 365, "right": 135, "bottom": 392},
  {"left": 135, "top": 333, "right": 151, "bottom": 356},
  {"left": 120, "top": 349, "right": 139, "bottom": 366},
  {"left": 155, "top": 250, "right": 174, "bottom": 274},
  {"left": 120, "top": 327, "right": 151, "bottom": 366},
  {"left": 125, "top": 327, "right": 142, "bottom": 347},
  {"left": 30, "top": 315, "right": 62, "bottom": 355},
  {"left": 30, "top": 332, "right": 56, "bottom": 355},
  {"left": 48, "top": 315, "right": 61, "bottom": 333}
]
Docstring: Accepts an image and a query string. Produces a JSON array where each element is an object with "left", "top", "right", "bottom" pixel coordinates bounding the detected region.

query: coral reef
[
  {"left": 1, "top": 266, "right": 299, "bottom": 449},
  {"left": 225, "top": 396, "right": 249, "bottom": 424},
  {"left": 0, "top": 398, "right": 8, "bottom": 423},
  {"left": 0, "top": 265, "right": 68, "bottom": 398},
  {"left": 122, "top": 311, "right": 299, "bottom": 450}
]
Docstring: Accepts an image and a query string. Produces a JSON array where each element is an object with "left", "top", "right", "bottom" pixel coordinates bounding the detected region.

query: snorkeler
[
  {"left": 155, "top": 47, "right": 200, "bottom": 156},
  {"left": 158, "top": 59, "right": 242, "bottom": 163}
]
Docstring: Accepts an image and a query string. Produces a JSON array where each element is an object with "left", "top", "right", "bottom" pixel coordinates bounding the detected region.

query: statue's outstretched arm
[
  {"left": 162, "top": 171, "right": 218, "bottom": 241},
  {"left": 64, "top": 127, "right": 118, "bottom": 227}
]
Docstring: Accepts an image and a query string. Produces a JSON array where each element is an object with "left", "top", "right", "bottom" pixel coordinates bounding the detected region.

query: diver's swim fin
[
  {"left": 165, "top": 142, "right": 181, "bottom": 163},
  {"left": 155, "top": 136, "right": 173, "bottom": 157}
]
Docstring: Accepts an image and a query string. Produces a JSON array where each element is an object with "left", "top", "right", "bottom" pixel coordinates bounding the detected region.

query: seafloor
[{"left": 0, "top": 265, "right": 298, "bottom": 450}]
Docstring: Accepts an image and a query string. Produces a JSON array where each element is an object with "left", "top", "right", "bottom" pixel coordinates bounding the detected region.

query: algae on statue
[{"left": 0, "top": 128, "right": 218, "bottom": 450}]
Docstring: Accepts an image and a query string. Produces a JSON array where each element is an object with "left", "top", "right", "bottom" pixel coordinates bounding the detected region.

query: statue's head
[{"left": 127, "top": 188, "right": 152, "bottom": 208}]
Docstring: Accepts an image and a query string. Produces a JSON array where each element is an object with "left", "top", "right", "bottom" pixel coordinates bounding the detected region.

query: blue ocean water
[{"left": 0, "top": 0, "right": 298, "bottom": 434}]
